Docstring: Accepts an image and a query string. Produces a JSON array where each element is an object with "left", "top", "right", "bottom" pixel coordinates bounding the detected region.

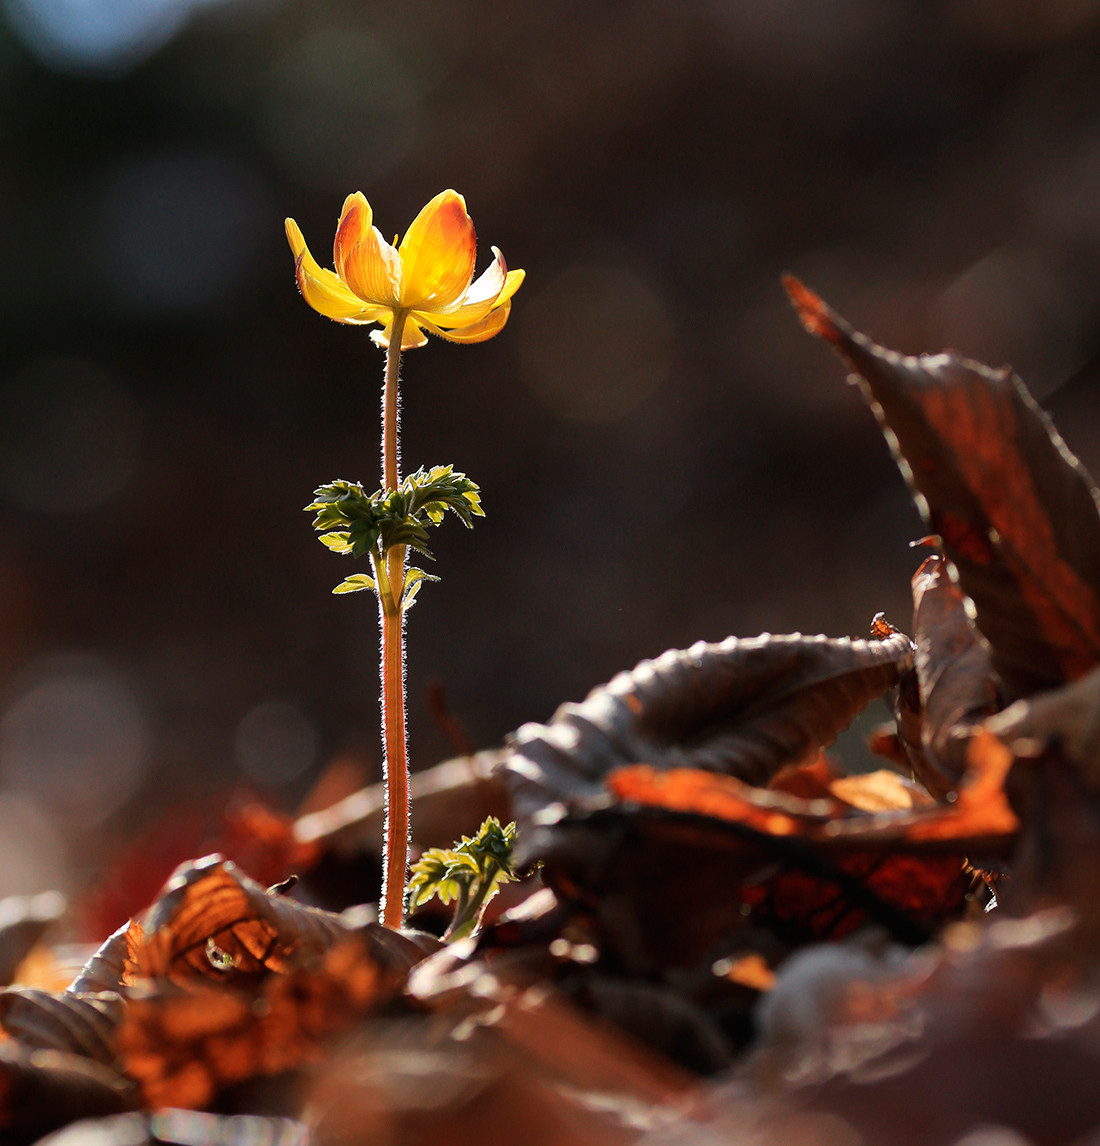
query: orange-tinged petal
[
  {"left": 334, "top": 192, "right": 372, "bottom": 262},
  {"left": 431, "top": 262, "right": 525, "bottom": 328},
  {"left": 334, "top": 194, "right": 400, "bottom": 307},
  {"left": 342, "top": 226, "right": 402, "bottom": 308},
  {"left": 286, "top": 218, "right": 389, "bottom": 324},
  {"left": 398, "top": 190, "right": 476, "bottom": 311},
  {"left": 430, "top": 246, "right": 506, "bottom": 323},
  {"left": 418, "top": 301, "right": 513, "bottom": 344}
]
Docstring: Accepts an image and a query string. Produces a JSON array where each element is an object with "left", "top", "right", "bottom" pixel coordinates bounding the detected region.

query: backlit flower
[{"left": 285, "top": 190, "right": 525, "bottom": 350}]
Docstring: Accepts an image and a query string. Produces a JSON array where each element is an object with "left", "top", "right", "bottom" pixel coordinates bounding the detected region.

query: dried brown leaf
[
  {"left": 758, "top": 909, "right": 1100, "bottom": 1146},
  {"left": 896, "top": 554, "right": 1001, "bottom": 797},
  {"left": 117, "top": 927, "right": 435, "bottom": 1112},
  {"left": 985, "top": 662, "right": 1100, "bottom": 790},
  {"left": 505, "top": 631, "right": 913, "bottom": 820},
  {"left": 786, "top": 275, "right": 1100, "bottom": 699},
  {"left": 294, "top": 751, "right": 510, "bottom": 860},
  {"left": 134, "top": 855, "right": 350, "bottom": 984},
  {"left": 68, "top": 922, "right": 142, "bottom": 997},
  {"left": 0, "top": 988, "right": 121, "bottom": 1066}
]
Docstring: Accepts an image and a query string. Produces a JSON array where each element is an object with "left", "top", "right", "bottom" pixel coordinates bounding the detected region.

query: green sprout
[{"left": 406, "top": 817, "right": 517, "bottom": 941}]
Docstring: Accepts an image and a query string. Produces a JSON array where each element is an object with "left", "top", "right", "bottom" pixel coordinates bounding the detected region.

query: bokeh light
[
  {"left": 0, "top": 356, "right": 141, "bottom": 515},
  {"left": 235, "top": 700, "right": 318, "bottom": 786},
  {"left": 1, "top": 0, "right": 242, "bottom": 75},
  {"left": 88, "top": 150, "right": 272, "bottom": 316},
  {"left": 0, "top": 659, "right": 149, "bottom": 828},
  {"left": 0, "top": 792, "right": 67, "bottom": 897},
  {"left": 518, "top": 266, "right": 671, "bottom": 423}
]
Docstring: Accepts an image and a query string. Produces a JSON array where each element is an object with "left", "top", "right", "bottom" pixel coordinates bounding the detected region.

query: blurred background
[{"left": 2, "top": 0, "right": 1100, "bottom": 908}]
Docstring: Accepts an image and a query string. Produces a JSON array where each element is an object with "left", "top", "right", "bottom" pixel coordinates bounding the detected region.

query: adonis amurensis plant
[{"left": 286, "top": 190, "right": 524, "bottom": 928}]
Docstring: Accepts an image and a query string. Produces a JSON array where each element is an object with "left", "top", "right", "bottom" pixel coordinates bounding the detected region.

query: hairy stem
[{"left": 379, "top": 312, "right": 409, "bottom": 929}]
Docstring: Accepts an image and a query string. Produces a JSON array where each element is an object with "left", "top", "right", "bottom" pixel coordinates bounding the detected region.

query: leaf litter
[{"left": 11, "top": 281, "right": 1100, "bottom": 1144}]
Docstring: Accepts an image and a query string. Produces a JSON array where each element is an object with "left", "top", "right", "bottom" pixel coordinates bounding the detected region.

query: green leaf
[
  {"left": 402, "top": 567, "right": 441, "bottom": 611},
  {"left": 333, "top": 574, "right": 376, "bottom": 595},
  {"left": 318, "top": 531, "right": 352, "bottom": 553},
  {"left": 405, "top": 818, "right": 517, "bottom": 940}
]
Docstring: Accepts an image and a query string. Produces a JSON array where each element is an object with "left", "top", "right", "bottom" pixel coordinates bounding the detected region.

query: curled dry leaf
[
  {"left": 985, "top": 662, "right": 1100, "bottom": 791},
  {"left": 894, "top": 554, "right": 1001, "bottom": 797},
  {"left": 0, "top": 922, "right": 139, "bottom": 1070},
  {"left": 505, "top": 631, "right": 913, "bottom": 820},
  {"left": 68, "top": 922, "right": 141, "bottom": 997},
  {"left": 134, "top": 855, "right": 351, "bottom": 983},
  {"left": 0, "top": 989, "right": 122, "bottom": 1067},
  {"left": 117, "top": 927, "right": 439, "bottom": 1112},
  {"left": 785, "top": 275, "right": 1100, "bottom": 700}
]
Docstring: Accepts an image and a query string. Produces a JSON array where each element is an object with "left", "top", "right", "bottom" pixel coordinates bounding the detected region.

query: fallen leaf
[
  {"left": 895, "top": 554, "right": 1001, "bottom": 797},
  {"left": 786, "top": 275, "right": 1100, "bottom": 699},
  {"left": 828, "top": 771, "right": 935, "bottom": 813},
  {"left": 985, "top": 662, "right": 1100, "bottom": 790},
  {"left": 505, "top": 631, "right": 913, "bottom": 820},
  {"left": 133, "top": 856, "right": 351, "bottom": 984},
  {"left": 0, "top": 988, "right": 121, "bottom": 1066},
  {"left": 118, "top": 926, "right": 435, "bottom": 1112}
]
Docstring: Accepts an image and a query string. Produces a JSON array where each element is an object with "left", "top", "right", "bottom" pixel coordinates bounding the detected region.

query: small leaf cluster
[
  {"left": 406, "top": 817, "right": 517, "bottom": 941},
  {"left": 305, "top": 465, "right": 483, "bottom": 601}
]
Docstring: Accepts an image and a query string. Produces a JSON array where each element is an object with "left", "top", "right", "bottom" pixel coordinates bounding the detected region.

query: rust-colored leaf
[
  {"left": 521, "top": 803, "right": 964, "bottom": 972},
  {"left": 133, "top": 855, "right": 351, "bottom": 984},
  {"left": 117, "top": 927, "right": 436, "bottom": 1111},
  {"left": 505, "top": 631, "right": 913, "bottom": 820},
  {"left": 895, "top": 554, "right": 1002, "bottom": 797},
  {"left": 901, "top": 729, "right": 1020, "bottom": 845},
  {"left": 67, "top": 921, "right": 142, "bottom": 997},
  {"left": 786, "top": 275, "right": 1100, "bottom": 699}
]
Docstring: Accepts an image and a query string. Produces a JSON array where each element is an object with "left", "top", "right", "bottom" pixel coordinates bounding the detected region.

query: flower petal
[
  {"left": 430, "top": 246, "right": 506, "bottom": 320},
  {"left": 398, "top": 190, "right": 476, "bottom": 312},
  {"left": 431, "top": 263, "right": 525, "bottom": 328},
  {"left": 334, "top": 193, "right": 401, "bottom": 307},
  {"left": 371, "top": 316, "right": 429, "bottom": 350},
  {"left": 334, "top": 192, "right": 372, "bottom": 262},
  {"left": 418, "top": 301, "right": 513, "bottom": 344},
  {"left": 286, "top": 218, "right": 389, "bottom": 324}
]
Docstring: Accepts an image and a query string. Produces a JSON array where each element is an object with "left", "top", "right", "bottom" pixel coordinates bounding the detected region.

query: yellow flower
[{"left": 285, "top": 190, "right": 525, "bottom": 350}]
